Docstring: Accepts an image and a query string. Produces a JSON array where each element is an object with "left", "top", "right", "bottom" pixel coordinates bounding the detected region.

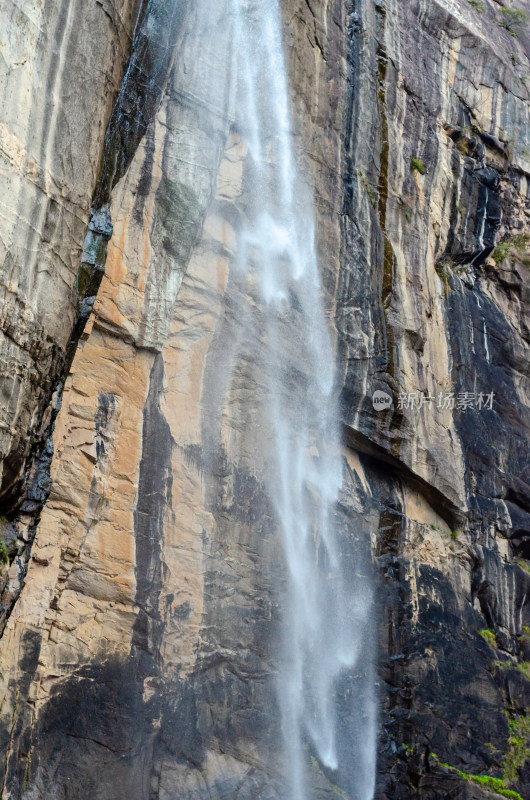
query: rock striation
[{"left": 0, "top": 0, "right": 528, "bottom": 799}]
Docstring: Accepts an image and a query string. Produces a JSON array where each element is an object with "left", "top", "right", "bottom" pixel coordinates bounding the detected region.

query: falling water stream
[{"left": 215, "top": 1, "right": 377, "bottom": 797}]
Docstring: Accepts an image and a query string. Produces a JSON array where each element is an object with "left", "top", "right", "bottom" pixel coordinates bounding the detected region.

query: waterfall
[{"left": 215, "top": 1, "right": 377, "bottom": 797}]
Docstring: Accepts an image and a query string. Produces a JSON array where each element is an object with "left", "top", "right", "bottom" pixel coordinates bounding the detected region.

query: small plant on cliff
[
  {"left": 492, "top": 241, "right": 511, "bottom": 263},
  {"left": 512, "top": 233, "right": 530, "bottom": 252},
  {"left": 503, "top": 716, "right": 530, "bottom": 785},
  {"left": 468, "top": 0, "right": 486, "bottom": 11},
  {"left": 492, "top": 235, "right": 530, "bottom": 264},
  {"left": 457, "top": 138, "right": 473, "bottom": 156},
  {"left": 430, "top": 754, "right": 524, "bottom": 800},
  {"left": 411, "top": 157, "right": 426, "bottom": 175},
  {"left": 517, "top": 662, "right": 530, "bottom": 680},
  {"left": 429, "top": 522, "right": 441, "bottom": 532},
  {"left": 500, "top": 7, "right": 529, "bottom": 36},
  {"left": 0, "top": 541, "right": 8, "bottom": 566},
  {"left": 435, "top": 264, "right": 451, "bottom": 299},
  {"left": 479, "top": 628, "right": 497, "bottom": 648}
]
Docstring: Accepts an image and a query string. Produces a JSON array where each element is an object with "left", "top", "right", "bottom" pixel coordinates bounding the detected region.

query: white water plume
[{"left": 219, "top": 1, "right": 377, "bottom": 798}]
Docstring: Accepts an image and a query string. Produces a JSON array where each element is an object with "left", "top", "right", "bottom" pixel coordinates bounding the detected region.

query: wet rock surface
[{"left": 0, "top": 0, "right": 528, "bottom": 799}]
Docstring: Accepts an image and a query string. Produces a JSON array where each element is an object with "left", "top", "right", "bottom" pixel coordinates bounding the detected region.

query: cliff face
[
  {"left": 0, "top": 1, "right": 528, "bottom": 799},
  {"left": 0, "top": 0, "right": 140, "bottom": 608}
]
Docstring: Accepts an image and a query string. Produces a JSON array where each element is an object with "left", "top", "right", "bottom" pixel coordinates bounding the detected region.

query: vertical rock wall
[
  {"left": 0, "top": 1, "right": 528, "bottom": 799},
  {"left": 0, "top": 0, "right": 140, "bottom": 513},
  {"left": 342, "top": 1, "right": 530, "bottom": 797}
]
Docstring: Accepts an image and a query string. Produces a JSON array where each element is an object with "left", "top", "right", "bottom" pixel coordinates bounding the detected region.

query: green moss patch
[
  {"left": 431, "top": 754, "right": 524, "bottom": 800},
  {"left": 492, "top": 241, "right": 511, "bottom": 263},
  {"left": 479, "top": 629, "right": 497, "bottom": 648},
  {"left": 503, "top": 716, "right": 530, "bottom": 786},
  {"left": 411, "top": 157, "right": 426, "bottom": 175},
  {"left": 492, "top": 235, "right": 530, "bottom": 264}
]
